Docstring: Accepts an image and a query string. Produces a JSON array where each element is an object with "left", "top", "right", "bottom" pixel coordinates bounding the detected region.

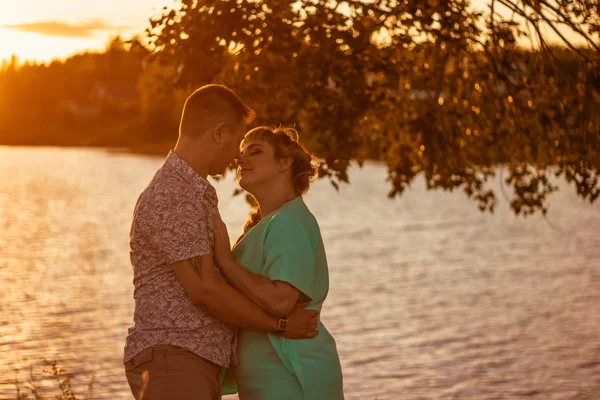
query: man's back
[{"left": 124, "top": 151, "right": 237, "bottom": 368}]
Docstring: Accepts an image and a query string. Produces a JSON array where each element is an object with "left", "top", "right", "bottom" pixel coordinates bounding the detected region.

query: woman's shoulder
[{"left": 266, "top": 200, "right": 320, "bottom": 237}]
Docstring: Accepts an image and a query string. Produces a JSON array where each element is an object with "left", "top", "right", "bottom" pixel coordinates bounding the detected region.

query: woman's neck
[{"left": 254, "top": 186, "right": 298, "bottom": 219}]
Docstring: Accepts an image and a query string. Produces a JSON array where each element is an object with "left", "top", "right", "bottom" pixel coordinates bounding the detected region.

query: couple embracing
[{"left": 123, "top": 84, "right": 344, "bottom": 399}]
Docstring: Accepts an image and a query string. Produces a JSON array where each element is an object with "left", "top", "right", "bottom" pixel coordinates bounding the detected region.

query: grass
[{"left": 14, "top": 360, "right": 95, "bottom": 400}]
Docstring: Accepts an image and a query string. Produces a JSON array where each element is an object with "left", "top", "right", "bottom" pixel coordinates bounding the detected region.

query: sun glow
[
  {"left": 0, "top": 27, "right": 108, "bottom": 64},
  {"left": 0, "top": 0, "right": 168, "bottom": 64}
]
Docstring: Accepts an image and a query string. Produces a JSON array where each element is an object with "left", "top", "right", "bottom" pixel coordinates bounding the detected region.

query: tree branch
[{"left": 535, "top": 0, "right": 600, "bottom": 51}]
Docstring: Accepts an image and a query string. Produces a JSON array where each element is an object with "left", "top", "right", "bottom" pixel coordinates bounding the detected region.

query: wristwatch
[{"left": 275, "top": 317, "right": 288, "bottom": 333}]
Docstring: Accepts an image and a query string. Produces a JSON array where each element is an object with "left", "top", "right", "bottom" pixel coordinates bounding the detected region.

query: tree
[
  {"left": 146, "top": 0, "right": 599, "bottom": 215},
  {"left": 0, "top": 37, "right": 149, "bottom": 146}
]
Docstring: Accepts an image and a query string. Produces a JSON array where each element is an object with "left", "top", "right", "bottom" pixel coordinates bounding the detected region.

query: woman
[{"left": 212, "top": 126, "right": 344, "bottom": 400}]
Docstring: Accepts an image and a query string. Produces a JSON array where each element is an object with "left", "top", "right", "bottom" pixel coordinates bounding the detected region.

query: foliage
[
  {"left": 146, "top": 0, "right": 599, "bottom": 215},
  {"left": 0, "top": 37, "right": 149, "bottom": 146},
  {"left": 0, "top": 2, "right": 597, "bottom": 216},
  {"left": 14, "top": 360, "right": 95, "bottom": 400}
]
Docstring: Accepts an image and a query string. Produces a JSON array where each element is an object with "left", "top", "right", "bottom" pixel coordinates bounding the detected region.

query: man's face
[{"left": 212, "top": 121, "right": 246, "bottom": 175}]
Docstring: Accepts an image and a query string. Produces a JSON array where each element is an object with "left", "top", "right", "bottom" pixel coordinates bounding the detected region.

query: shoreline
[{"left": 0, "top": 142, "right": 175, "bottom": 156}]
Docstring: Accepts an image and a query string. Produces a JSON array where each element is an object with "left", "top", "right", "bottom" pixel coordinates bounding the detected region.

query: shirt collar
[{"left": 164, "top": 150, "right": 210, "bottom": 193}]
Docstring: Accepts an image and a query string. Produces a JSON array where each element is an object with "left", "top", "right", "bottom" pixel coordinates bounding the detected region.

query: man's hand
[
  {"left": 281, "top": 301, "right": 319, "bottom": 339},
  {"left": 213, "top": 216, "right": 234, "bottom": 268}
]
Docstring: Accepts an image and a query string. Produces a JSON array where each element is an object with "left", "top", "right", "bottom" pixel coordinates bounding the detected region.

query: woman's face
[{"left": 237, "top": 138, "right": 284, "bottom": 193}]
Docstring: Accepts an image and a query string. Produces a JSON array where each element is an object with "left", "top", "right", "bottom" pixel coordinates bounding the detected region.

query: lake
[{"left": 1, "top": 147, "right": 599, "bottom": 399}]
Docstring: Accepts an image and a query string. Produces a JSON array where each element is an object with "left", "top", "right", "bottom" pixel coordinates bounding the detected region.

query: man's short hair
[{"left": 179, "top": 84, "right": 256, "bottom": 138}]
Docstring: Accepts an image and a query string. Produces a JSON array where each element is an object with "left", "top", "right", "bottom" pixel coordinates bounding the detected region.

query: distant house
[
  {"left": 58, "top": 102, "right": 102, "bottom": 118},
  {"left": 90, "top": 81, "right": 140, "bottom": 108},
  {"left": 57, "top": 80, "right": 140, "bottom": 117}
]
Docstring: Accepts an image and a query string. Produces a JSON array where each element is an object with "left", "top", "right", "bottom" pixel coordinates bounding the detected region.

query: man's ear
[
  {"left": 279, "top": 157, "right": 294, "bottom": 172},
  {"left": 212, "top": 122, "right": 229, "bottom": 144}
]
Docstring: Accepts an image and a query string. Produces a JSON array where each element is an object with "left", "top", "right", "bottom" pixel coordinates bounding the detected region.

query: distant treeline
[
  {"left": 0, "top": 37, "right": 178, "bottom": 151},
  {"left": 0, "top": 36, "right": 596, "bottom": 155}
]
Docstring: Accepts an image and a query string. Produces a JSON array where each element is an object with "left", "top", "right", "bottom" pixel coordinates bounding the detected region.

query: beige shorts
[{"left": 124, "top": 344, "right": 222, "bottom": 400}]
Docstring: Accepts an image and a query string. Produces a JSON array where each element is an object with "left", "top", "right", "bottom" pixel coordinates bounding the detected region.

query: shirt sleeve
[
  {"left": 262, "top": 213, "right": 317, "bottom": 300},
  {"left": 139, "top": 187, "right": 213, "bottom": 265}
]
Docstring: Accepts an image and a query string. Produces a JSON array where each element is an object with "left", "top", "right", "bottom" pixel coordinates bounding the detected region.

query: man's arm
[
  {"left": 219, "top": 259, "right": 300, "bottom": 319},
  {"left": 212, "top": 216, "right": 301, "bottom": 318},
  {"left": 171, "top": 255, "right": 318, "bottom": 338}
]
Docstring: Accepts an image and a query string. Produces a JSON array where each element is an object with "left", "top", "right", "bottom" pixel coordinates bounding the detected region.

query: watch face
[{"left": 278, "top": 319, "right": 288, "bottom": 331}]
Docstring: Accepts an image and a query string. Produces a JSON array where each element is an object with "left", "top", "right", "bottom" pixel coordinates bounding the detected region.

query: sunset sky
[
  {"left": 0, "top": 0, "right": 589, "bottom": 64},
  {"left": 0, "top": 0, "right": 170, "bottom": 63}
]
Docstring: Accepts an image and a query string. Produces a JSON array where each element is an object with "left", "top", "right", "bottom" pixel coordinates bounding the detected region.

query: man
[{"left": 123, "top": 85, "right": 319, "bottom": 400}]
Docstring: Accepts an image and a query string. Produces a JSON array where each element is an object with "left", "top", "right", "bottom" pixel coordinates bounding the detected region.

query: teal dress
[{"left": 222, "top": 196, "right": 344, "bottom": 400}]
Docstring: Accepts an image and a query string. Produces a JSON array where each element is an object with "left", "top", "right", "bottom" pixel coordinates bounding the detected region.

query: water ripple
[{"left": 0, "top": 148, "right": 599, "bottom": 399}]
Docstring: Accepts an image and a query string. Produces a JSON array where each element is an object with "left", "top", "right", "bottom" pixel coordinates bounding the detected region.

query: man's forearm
[
  {"left": 173, "top": 255, "right": 283, "bottom": 331},
  {"left": 219, "top": 260, "right": 285, "bottom": 316},
  {"left": 201, "top": 277, "right": 280, "bottom": 332},
  {"left": 172, "top": 256, "right": 317, "bottom": 340}
]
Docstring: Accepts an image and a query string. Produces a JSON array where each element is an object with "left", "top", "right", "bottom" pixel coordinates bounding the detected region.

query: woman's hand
[{"left": 213, "top": 216, "right": 233, "bottom": 268}]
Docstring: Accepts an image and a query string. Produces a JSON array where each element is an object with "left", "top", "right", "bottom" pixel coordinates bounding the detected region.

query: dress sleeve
[
  {"left": 137, "top": 188, "right": 213, "bottom": 265},
  {"left": 262, "top": 213, "right": 316, "bottom": 300}
]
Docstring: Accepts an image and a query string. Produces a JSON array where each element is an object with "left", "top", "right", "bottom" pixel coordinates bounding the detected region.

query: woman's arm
[{"left": 213, "top": 217, "right": 300, "bottom": 318}]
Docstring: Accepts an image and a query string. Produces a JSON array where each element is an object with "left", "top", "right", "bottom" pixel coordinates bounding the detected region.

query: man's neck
[{"left": 173, "top": 145, "right": 210, "bottom": 179}]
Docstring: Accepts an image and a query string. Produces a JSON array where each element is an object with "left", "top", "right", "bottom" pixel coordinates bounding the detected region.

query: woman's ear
[{"left": 279, "top": 157, "right": 293, "bottom": 172}]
